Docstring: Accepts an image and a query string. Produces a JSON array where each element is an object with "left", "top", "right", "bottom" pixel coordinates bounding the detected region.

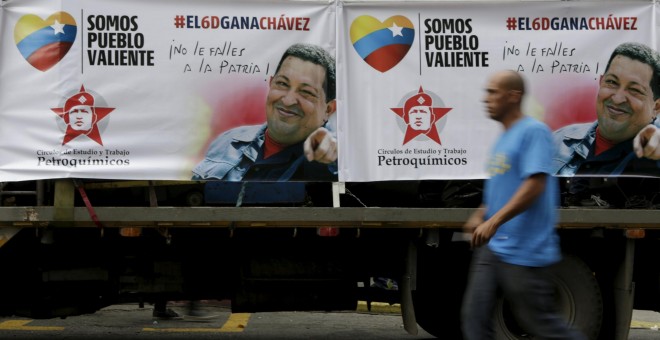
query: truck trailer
[
  {"left": 0, "top": 178, "right": 659, "bottom": 340},
  {"left": 2, "top": 0, "right": 660, "bottom": 339}
]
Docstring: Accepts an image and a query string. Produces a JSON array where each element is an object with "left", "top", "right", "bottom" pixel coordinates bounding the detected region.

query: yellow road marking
[
  {"left": 220, "top": 313, "right": 250, "bottom": 332},
  {"left": 356, "top": 301, "right": 401, "bottom": 314},
  {"left": 0, "top": 320, "right": 64, "bottom": 331},
  {"left": 630, "top": 320, "right": 659, "bottom": 329},
  {"left": 143, "top": 313, "right": 250, "bottom": 333}
]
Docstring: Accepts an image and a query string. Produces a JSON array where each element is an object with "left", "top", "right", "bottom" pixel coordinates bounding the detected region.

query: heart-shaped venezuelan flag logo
[
  {"left": 14, "top": 12, "right": 77, "bottom": 72},
  {"left": 350, "top": 15, "right": 414, "bottom": 73}
]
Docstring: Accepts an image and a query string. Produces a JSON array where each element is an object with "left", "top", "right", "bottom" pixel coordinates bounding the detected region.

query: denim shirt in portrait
[
  {"left": 191, "top": 124, "right": 338, "bottom": 181},
  {"left": 192, "top": 124, "right": 265, "bottom": 181},
  {"left": 552, "top": 120, "right": 660, "bottom": 177}
]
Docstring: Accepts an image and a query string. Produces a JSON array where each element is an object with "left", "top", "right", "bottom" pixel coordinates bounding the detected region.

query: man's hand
[
  {"left": 304, "top": 127, "right": 337, "bottom": 164},
  {"left": 634, "top": 125, "right": 660, "bottom": 160},
  {"left": 471, "top": 219, "right": 498, "bottom": 248}
]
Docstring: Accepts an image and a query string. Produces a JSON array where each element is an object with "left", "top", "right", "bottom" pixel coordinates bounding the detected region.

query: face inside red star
[
  {"left": 408, "top": 105, "right": 432, "bottom": 131},
  {"left": 67, "top": 105, "right": 95, "bottom": 132}
]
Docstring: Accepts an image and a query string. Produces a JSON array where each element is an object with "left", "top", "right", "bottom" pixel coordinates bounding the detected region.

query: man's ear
[
  {"left": 326, "top": 99, "right": 337, "bottom": 116},
  {"left": 654, "top": 97, "right": 660, "bottom": 116},
  {"left": 507, "top": 90, "right": 522, "bottom": 104}
]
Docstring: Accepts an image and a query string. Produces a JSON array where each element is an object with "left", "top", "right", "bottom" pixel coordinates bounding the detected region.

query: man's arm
[
  {"left": 471, "top": 173, "right": 546, "bottom": 248},
  {"left": 303, "top": 127, "right": 337, "bottom": 164},
  {"left": 463, "top": 204, "right": 486, "bottom": 234},
  {"left": 633, "top": 125, "right": 660, "bottom": 160}
]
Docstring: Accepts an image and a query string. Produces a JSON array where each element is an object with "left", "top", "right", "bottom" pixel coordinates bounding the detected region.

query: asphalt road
[{"left": 0, "top": 301, "right": 658, "bottom": 339}]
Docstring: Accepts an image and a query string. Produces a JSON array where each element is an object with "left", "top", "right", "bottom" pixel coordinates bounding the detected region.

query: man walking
[{"left": 461, "top": 70, "right": 584, "bottom": 339}]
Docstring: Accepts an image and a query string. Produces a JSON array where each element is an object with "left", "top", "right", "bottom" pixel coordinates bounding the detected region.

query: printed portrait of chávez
[
  {"left": 53, "top": 85, "right": 111, "bottom": 146},
  {"left": 192, "top": 43, "right": 338, "bottom": 181},
  {"left": 552, "top": 42, "right": 660, "bottom": 177}
]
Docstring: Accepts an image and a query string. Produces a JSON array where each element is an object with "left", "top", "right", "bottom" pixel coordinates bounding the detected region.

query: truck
[
  {"left": 0, "top": 178, "right": 659, "bottom": 340},
  {"left": 2, "top": 0, "right": 660, "bottom": 339}
]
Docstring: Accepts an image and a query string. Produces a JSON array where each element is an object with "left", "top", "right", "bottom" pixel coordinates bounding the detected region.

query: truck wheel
[{"left": 493, "top": 254, "right": 603, "bottom": 340}]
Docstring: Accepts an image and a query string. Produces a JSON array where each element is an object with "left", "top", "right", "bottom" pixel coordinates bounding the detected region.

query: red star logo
[
  {"left": 390, "top": 87, "right": 452, "bottom": 145},
  {"left": 51, "top": 85, "right": 114, "bottom": 145}
]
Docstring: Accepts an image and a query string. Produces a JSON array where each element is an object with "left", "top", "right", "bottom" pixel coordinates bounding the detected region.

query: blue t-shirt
[{"left": 484, "top": 116, "right": 561, "bottom": 267}]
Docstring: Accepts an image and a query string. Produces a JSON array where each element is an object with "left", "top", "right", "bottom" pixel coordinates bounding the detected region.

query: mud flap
[
  {"left": 401, "top": 241, "right": 418, "bottom": 335},
  {"left": 612, "top": 238, "right": 635, "bottom": 340}
]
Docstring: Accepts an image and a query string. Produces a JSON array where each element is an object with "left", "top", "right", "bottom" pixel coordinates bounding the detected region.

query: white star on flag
[
  {"left": 388, "top": 22, "right": 403, "bottom": 37},
  {"left": 51, "top": 20, "right": 65, "bottom": 35}
]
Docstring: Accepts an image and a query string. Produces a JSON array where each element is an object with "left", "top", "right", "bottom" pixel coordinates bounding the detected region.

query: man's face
[
  {"left": 266, "top": 56, "right": 335, "bottom": 145},
  {"left": 483, "top": 74, "right": 510, "bottom": 122},
  {"left": 596, "top": 55, "right": 660, "bottom": 143},
  {"left": 408, "top": 105, "right": 432, "bottom": 130},
  {"left": 68, "top": 105, "right": 94, "bottom": 131}
]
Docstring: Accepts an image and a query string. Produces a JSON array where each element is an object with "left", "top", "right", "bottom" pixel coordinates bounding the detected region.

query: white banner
[
  {"left": 0, "top": 0, "right": 335, "bottom": 181},
  {"left": 1, "top": 0, "right": 658, "bottom": 182},
  {"left": 338, "top": 0, "right": 655, "bottom": 181}
]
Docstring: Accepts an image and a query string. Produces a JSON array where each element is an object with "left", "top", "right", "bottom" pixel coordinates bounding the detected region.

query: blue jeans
[{"left": 461, "top": 247, "right": 586, "bottom": 340}]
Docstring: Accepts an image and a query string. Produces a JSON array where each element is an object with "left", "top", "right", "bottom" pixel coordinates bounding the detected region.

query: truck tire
[{"left": 493, "top": 254, "right": 603, "bottom": 340}]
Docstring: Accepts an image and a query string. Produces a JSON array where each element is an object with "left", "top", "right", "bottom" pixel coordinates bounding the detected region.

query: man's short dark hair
[
  {"left": 605, "top": 42, "right": 660, "bottom": 100},
  {"left": 501, "top": 70, "right": 526, "bottom": 96},
  {"left": 274, "top": 43, "right": 336, "bottom": 102}
]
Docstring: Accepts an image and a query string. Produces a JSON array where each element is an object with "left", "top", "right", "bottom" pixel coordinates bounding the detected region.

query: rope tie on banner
[{"left": 72, "top": 179, "right": 104, "bottom": 236}]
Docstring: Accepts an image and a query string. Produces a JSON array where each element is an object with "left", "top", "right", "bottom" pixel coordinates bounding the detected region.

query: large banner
[
  {"left": 338, "top": 0, "right": 657, "bottom": 181},
  {"left": 1, "top": 0, "right": 659, "bottom": 182},
  {"left": 0, "top": 0, "right": 336, "bottom": 181}
]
